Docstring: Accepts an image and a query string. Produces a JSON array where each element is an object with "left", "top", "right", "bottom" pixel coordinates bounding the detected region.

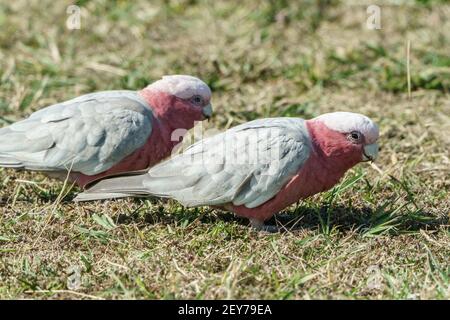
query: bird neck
[
  {"left": 139, "top": 89, "right": 199, "bottom": 131},
  {"left": 138, "top": 89, "right": 191, "bottom": 149}
]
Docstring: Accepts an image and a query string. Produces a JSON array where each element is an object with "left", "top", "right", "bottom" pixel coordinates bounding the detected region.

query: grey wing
[
  {"left": 143, "top": 118, "right": 311, "bottom": 208},
  {"left": 0, "top": 91, "right": 153, "bottom": 175}
]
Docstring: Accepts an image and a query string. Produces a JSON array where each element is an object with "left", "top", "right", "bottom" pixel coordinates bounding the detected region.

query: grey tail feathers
[
  {"left": 0, "top": 155, "right": 23, "bottom": 169},
  {"left": 73, "top": 192, "right": 138, "bottom": 202},
  {"left": 74, "top": 174, "right": 148, "bottom": 202}
]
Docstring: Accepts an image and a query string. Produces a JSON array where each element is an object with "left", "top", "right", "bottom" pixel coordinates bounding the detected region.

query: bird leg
[{"left": 249, "top": 218, "right": 279, "bottom": 233}]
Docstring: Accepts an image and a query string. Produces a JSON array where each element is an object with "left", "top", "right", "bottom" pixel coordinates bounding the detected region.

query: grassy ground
[{"left": 0, "top": 0, "right": 449, "bottom": 299}]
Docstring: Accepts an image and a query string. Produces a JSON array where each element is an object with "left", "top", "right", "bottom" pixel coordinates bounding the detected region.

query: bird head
[
  {"left": 141, "top": 75, "right": 213, "bottom": 127},
  {"left": 308, "top": 112, "right": 379, "bottom": 165}
]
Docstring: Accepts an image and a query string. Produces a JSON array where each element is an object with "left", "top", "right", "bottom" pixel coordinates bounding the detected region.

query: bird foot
[{"left": 249, "top": 218, "right": 279, "bottom": 233}]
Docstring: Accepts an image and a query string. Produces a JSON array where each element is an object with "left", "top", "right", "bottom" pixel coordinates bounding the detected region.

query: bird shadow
[
  {"left": 267, "top": 205, "right": 447, "bottom": 235},
  {"left": 7, "top": 186, "right": 446, "bottom": 236},
  {"left": 114, "top": 198, "right": 448, "bottom": 236}
]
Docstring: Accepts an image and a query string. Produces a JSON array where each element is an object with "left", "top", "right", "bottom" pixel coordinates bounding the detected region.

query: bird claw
[{"left": 249, "top": 218, "right": 279, "bottom": 233}]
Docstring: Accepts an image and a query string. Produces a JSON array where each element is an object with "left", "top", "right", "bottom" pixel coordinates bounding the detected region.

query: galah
[
  {"left": 75, "top": 112, "right": 379, "bottom": 231},
  {"left": 0, "top": 75, "right": 213, "bottom": 187}
]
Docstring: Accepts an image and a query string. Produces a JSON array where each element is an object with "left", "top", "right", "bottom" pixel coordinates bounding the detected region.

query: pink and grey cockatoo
[
  {"left": 75, "top": 112, "right": 379, "bottom": 230},
  {"left": 0, "top": 75, "right": 212, "bottom": 187}
]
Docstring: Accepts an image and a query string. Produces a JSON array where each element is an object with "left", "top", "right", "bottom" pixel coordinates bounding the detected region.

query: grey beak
[
  {"left": 363, "top": 143, "right": 379, "bottom": 162},
  {"left": 202, "top": 103, "right": 213, "bottom": 120}
]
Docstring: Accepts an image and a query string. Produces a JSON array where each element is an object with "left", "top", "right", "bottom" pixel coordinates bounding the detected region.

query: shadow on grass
[
  {"left": 113, "top": 198, "right": 448, "bottom": 236},
  {"left": 269, "top": 205, "right": 448, "bottom": 235},
  {"left": 9, "top": 184, "right": 446, "bottom": 236}
]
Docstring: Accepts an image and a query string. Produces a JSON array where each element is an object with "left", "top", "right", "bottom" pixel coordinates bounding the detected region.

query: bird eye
[
  {"left": 348, "top": 131, "right": 361, "bottom": 142},
  {"left": 190, "top": 95, "right": 204, "bottom": 106}
]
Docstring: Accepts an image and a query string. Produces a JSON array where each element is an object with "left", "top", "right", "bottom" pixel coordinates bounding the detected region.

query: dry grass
[{"left": 0, "top": 0, "right": 449, "bottom": 299}]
